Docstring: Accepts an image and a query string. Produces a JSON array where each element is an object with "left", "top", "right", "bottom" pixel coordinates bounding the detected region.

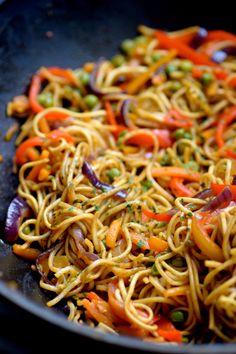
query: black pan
[{"left": 0, "top": 1, "right": 236, "bottom": 353}]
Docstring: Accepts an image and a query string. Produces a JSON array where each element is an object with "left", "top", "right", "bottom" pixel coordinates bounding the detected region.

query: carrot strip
[
  {"left": 15, "top": 137, "right": 44, "bottom": 165},
  {"left": 152, "top": 167, "right": 200, "bottom": 182},
  {"left": 156, "top": 30, "right": 217, "bottom": 66},
  {"left": 39, "top": 117, "right": 50, "bottom": 134},
  {"left": 125, "top": 50, "right": 177, "bottom": 95},
  {"left": 142, "top": 208, "right": 172, "bottom": 222},
  {"left": 26, "top": 148, "right": 40, "bottom": 161},
  {"left": 148, "top": 236, "right": 168, "bottom": 252},
  {"left": 38, "top": 167, "right": 50, "bottom": 181},
  {"left": 105, "top": 101, "right": 117, "bottom": 126},
  {"left": 29, "top": 75, "right": 44, "bottom": 113},
  {"left": 26, "top": 150, "right": 49, "bottom": 181},
  {"left": 12, "top": 244, "right": 40, "bottom": 260},
  {"left": 170, "top": 178, "right": 193, "bottom": 197},
  {"left": 130, "top": 232, "right": 150, "bottom": 250},
  {"left": 43, "top": 67, "right": 77, "bottom": 85},
  {"left": 106, "top": 219, "right": 122, "bottom": 249}
]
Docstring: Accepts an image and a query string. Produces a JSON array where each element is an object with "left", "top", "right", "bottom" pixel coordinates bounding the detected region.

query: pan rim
[{"left": 0, "top": 280, "right": 235, "bottom": 354}]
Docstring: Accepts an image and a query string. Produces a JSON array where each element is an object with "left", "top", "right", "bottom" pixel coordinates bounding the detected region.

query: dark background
[{"left": 0, "top": 0, "right": 236, "bottom": 353}]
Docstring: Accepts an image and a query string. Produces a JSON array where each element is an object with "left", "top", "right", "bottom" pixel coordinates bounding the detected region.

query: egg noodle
[{"left": 6, "top": 25, "right": 236, "bottom": 344}]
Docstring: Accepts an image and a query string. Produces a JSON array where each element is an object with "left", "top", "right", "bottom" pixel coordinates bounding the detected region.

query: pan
[{"left": 0, "top": 0, "right": 236, "bottom": 353}]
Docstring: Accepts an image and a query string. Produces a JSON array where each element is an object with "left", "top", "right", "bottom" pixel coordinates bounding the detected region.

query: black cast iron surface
[{"left": 0, "top": 0, "right": 236, "bottom": 353}]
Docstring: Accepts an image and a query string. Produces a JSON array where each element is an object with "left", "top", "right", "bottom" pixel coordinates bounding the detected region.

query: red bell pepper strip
[
  {"left": 164, "top": 108, "right": 193, "bottom": 128},
  {"left": 216, "top": 105, "right": 236, "bottom": 154},
  {"left": 29, "top": 75, "right": 44, "bottom": 113},
  {"left": 170, "top": 177, "right": 193, "bottom": 197},
  {"left": 156, "top": 30, "right": 217, "bottom": 67},
  {"left": 142, "top": 208, "right": 173, "bottom": 222},
  {"left": 46, "top": 129, "right": 75, "bottom": 144},
  {"left": 42, "top": 67, "right": 77, "bottom": 86},
  {"left": 157, "top": 317, "right": 182, "bottom": 343},
  {"left": 206, "top": 30, "right": 236, "bottom": 44},
  {"left": 15, "top": 137, "right": 44, "bottom": 165},
  {"left": 44, "top": 112, "right": 69, "bottom": 121},
  {"left": 211, "top": 183, "right": 236, "bottom": 201}
]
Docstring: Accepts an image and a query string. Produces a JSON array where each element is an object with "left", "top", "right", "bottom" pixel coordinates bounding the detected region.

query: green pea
[
  {"left": 38, "top": 92, "right": 54, "bottom": 108},
  {"left": 171, "top": 81, "right": 182, "bottom": 92},
  {"left": 111, "top": 54, "right": 126, "bottom": 67},
  {"left": 151, "top": 52, "right": 163, "bottom": 62},
  {"left": 84, "top": 94, "right": 99, "bottom": 109},
  {"left": 141, "top": 179, "right": 153, "bottom": 192},
  {"left": 182, "top": 336, "right": 189, "bottom": 343},
  {"left": 183, "top": 161, "right": 199, "bottom": 172},
  {"left": 173, "top": 128, "right": 192, "bottom": 140},
  {"left": 80, "top": 71, "right": 90, "bottom": 86},
  {"left": 106, "top": 168, "right": 121, "bottom": 182},
  {"left": 151, "top": 263, "right": 159, "bottom": 276},
  {"left": 170, "top": 310, "right": 186, "bottom": 323},
  {"left": 180, "top": 60, "right": 193, "bottom": 72},
  {"left": 165, "top": 64, "right": 177, "bottom": 76},
  {"left": 171, "top": 256, "right": 186, "bottom": 268},
  {"left": 121, "top": 39, "right": 135, "bottom": 54},
  {"left": 160, "top": 152, "right": 171, "bottom": 166},
  {"left": 23, "top": 225, "right": 31, "bottom": 235},
  {"left": 201, "top": 72, "right": 214, "bottom": 85},
  {"left": 134, "top": 35, "right": 147, "bottom": 44}
]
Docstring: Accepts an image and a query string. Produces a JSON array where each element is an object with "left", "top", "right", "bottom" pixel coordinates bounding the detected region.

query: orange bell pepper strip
[
  {"left": 15, "top": 137, "right": 44, "bottom": 165},
  {"left": 42, "top": 67, "right": 77, "bottom": 86},
  {"left": 46, "top": 129, "right": 75, "bottom": 144},
  {"left": 156, "top": 30, "right": 217, "bottom": 67},
  {"left": 82, "top": 292, "right": 116, "bottom": 328},
  {"left": 152, "top": 167, "right": 200, "bottom": 182},
  {"left": 142, "top": 208, "right": 173, "bottom": 222},
  {"left": 29, "top": 75, "right": 44, "bottom": 113},
  {"left": 170, "top": 177, "right": 193, "bottom": 197},
  {"left": 12, "top": 244, "right": 40, "bottom": 260},
  {"left": 148, "top": 236, "right": 168, "bottom": 252},
  {"left": 125, "top": 50, "right": 177, "bottom": 95},
  {"left": 211, "top": 183, "right": 236, "bottom": 201},
  {"left": 106, "top": 219, "right": 122, "bottom": 249},
  {"left": 206, "top": 30, "right": 236, "bottom": 44},
  {"left": 130, "top": 232, "right": 150, "bottom": 250},
  {"left": 191, "top": 216, "right": 224, "bottom": 262},
  {"left": 156, "top": 316, "right": 182, "bottom": 343}
]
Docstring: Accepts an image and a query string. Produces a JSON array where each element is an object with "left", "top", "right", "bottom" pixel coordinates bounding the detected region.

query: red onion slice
[
  {"left": 190, "top": 28, "right": 208, "bottom": 48},
  {"left": 118, "top": 99, "right": 136, "bottom": 127},
  {"left": 82, "top": 161, "right": 127, "bottom": 200},
  {"left": 201, "top": 186, "right": 233, "bottom": 212},
  {"left": 4, "top": 196, "right": 31, "bottom": 242}
]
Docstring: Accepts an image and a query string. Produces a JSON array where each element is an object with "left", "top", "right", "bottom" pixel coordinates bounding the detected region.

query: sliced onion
[
  {"left": 193, "top": 188, "right": 213, "bottom": 200},
  {"left": 202, "top": 186, "right": 233, "bottom": 212},
  {"left": 88, "top": 58, "right": 106, "bottom": 96},
  {"left": 82, "top": 161, "right": 127, "bottom": 200},
  {"left": 36, "top": 243, "right": 60, "bottom": 284},
  {"left": 70, "top": 225, "right": 99, "bottom": 264},
  {"left": 4, "top": 196, "right": 31, "bottom": 242},
  {"left": 190, "top": 28, "right": 208, "bottom": 48},
  {"left": 118, "top": 99, "right": 136, "bottom": 127}
]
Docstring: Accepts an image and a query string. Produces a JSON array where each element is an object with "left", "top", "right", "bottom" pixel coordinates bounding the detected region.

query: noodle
[{"left": 5, "top": 25, "right": 236, "bottom": 344}]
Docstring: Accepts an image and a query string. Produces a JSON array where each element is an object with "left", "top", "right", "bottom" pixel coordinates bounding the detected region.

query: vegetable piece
[
  {"left": 84, "top": 94, "right": 99, "bottom": 109},
  {"left": 108, "top": 280, "right": 128, "bottom": 321},
  {"left": 191, "top": 216, "right": 224, "bottom": 262},
  {"left": 142, "top": 208, "right": 173, "bottom": 222},
  {"left": 206, "top": 30, "right": 236, "bottom": 43},
  {"left": 106, "top": 219, "right": 122, "bottom": 249},
  {"left": 121, "top": 39, "right": 135, "bottom": 54},
  {"left": 164, "top": 108, "right": 193, "bottom": 128},
  {"left": 70, "top": 226, "right": 99, "bottom": 265},
  {"left": 12, "top": 244, "right": 40, "bottom": 260},
  {"left": 82, "top": 161, "right": 127, "bottom": 200},
  {"left": 43, "top": 67, "right": 77, "bottom": 85},
  {"left": 79, "top": 71, "right": 90, "bottom": 86},
  {"left": 130, "top": 232, "right": 150, "bottom": 250},
  {"left": 38, "top": 117, "right": 50, "bottom": 134},
  {"left": 170, "top": 178, "right": 193, "bottom": 197},
  {"left": 216, "top": 105, "right": 236, "bottom": 149},
  {"left": 119, "top": 99, "right": 134, "bottom": 127},
  {"left": 171, "top": 256, "right": 186, "bottom": 268},
  {"left": 156, "top": 30, "right": 216, "bottom": 66},
  {"left": 125, "top": 50, "right": 177, "bottom": 95},
  {"left": 201, "top": 186, "right": 233, "bottom": 212},
  {"left": 37, "top": 92, "right": 54, "bottom": 108},
  {"left": 29, "top": 75, "right": 44, "bottom": 113},
  {"left": 89, "top": 59, "right": 107, "bottom": 96},
  {"left": 82, "top": 292, "right": 115, "bottom": 328},
  {"left": 126, "top": 129, "right": 172, "bottom": 148},
  {"left": 44, "top": 112, "right": 69, "bottom": 121},
  {"left": 4, "top": 197, "right": 31, "bottom": 242},
  {"left": 152, "top": 167, "right": 200, "bottom": 182},
  {"left": 105, "top": 101, "right": 117, "bottom": 126},
  {"left": 201, "top": 72, "right": 214, "bottom": 85},
  {"left": 148, "top": 236, "right": 168, "bottom": 252},
  {"left": 15, "top": 137, "right": 44, "bottom": 165},
  {"left": 180, "top": 60, "right": 193, "bottom": 72},
  {"left": 157, "top": 316, "right": 182, "bottom": 343},
  {"left": 173, "top": 128, "right": 192, "bottom": 140},
  {"left": 106, "top": 168, "right": 121, "bottom": 182},
  {"left": 111, "top": 54, "right": 126, "bottom": 67},
  {"left": 170, "top": 310, "right": 186, "bottom": 323},
  {"left": 46, "top": 129, "right": 75, "bottom": 144},
  {"left": 211, "top": 183, "right": 236, "bottom": 201}
]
